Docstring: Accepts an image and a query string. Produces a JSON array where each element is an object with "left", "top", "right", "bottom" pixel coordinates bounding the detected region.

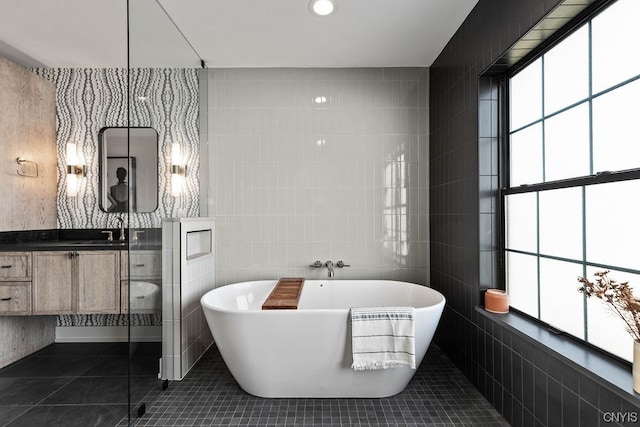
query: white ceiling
[{"left": 0, "top": 0, "right": 477, "bottom": 68}]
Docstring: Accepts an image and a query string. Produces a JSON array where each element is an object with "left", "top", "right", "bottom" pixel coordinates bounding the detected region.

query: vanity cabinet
[
  {"left": 0, "top": 252, "right": 32, "bottom": 315},
  {"left": 120, "top": 250, "right": 161, "bottom": 313},
  {"left": 77, "top": 251, "right": 121, "bottom": 314},
  {"left": 0, "top": 253, "right": 31, "bottom": 280},
  {"left": 32, "top": 251, "right": 75, "bottom": 314},
  {"left": 121, "top": 250, "right": 162, "bottom": 281},
  {"left": 32, "top": 250, "right": 121, "bottom": 315},
  {"left": 0, "top": 283, "right": 31, "bottom": 315}
]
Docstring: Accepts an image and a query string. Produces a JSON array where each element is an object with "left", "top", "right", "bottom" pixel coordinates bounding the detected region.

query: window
[{"left": 505, "top": 0, "right": 640, "bottom": 362}]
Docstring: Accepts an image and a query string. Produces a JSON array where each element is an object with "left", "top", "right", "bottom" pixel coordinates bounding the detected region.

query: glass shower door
[{"left": 126, "top": 0, "right": 201, "bottom": 424}]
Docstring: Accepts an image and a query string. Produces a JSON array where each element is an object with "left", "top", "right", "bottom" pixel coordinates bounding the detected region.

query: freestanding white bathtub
[{"left": 201, "top": 280, "right": 445, "bottom": 398}]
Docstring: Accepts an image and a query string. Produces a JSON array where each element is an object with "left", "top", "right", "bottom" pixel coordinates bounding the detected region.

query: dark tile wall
[{"left": 429, "top": 0, "right": 640, "bottom": 426}]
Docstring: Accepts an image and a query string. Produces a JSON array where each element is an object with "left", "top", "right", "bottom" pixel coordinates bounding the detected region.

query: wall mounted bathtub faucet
[
  {"left": 309, "top": 260, "right": 336, "bottom": 278},
  {"left": 326, "top": 261, "right": 334, "bottom": 278}
]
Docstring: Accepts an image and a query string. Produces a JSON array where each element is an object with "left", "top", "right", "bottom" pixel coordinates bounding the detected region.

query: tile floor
[
  {"left": 1, "top": 342, "right": 508, "bottom": 426},
  {"left": 131, "top": 344, "right": 508, "bottom": 426},
  {"left": 0, "top": 342, "right": 162, "bottom": 427}
]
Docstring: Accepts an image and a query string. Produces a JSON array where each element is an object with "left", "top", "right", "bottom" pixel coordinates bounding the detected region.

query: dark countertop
[
  {"left": 0, "top": 228, "right": 161, "bottom": 252},
  {"left": 0, "top": 240, "right": 129, "bottom": 252}
]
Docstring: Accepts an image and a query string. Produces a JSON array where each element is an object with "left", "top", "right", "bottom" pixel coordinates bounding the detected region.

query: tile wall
[
  {"left": 206, "top": 68, "right": 429, "bottom": 287},
  {"left": 162, "top": 217, "right": 215, "bottom": 380},
  {"left": 430, "top": 0, "right": 640, "bottom": 425}
]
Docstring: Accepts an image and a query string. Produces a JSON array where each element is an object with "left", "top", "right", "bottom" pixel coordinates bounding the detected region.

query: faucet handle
[
  {"left": 101, "top": 231, "right": 113, "bottom": 241},
  {"left": 336, "top": 260, "right": 350, "bottom": 268},
  {"left": 133, "top": 230, "right": 144, "bottom": 242},
  {"left": 309, "top": 260, "right": 323, "bottom": 268}
]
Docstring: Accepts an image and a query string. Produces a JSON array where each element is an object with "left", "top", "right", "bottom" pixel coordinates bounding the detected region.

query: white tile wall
[
  {"left": 206, "top": 68, "right": 429, "bottom": 287},
  {"left": 162, "top": 217, "right": 215, "bottom": 380}
]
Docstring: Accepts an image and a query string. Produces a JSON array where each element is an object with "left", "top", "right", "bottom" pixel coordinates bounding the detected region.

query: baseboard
[{"left": 55, "top": 326, "right": 162, "bottom": 343}]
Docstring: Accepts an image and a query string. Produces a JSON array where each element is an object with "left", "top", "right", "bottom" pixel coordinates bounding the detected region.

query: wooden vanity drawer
[
  {"left": 0, "top": 282, "right": 32, "bottom": 315},
  {"left": 121, "top": 250, "right": 161, "bottom": 279},
  {"left": 0, "top": 252, "right": 31, "bottom": 281}
]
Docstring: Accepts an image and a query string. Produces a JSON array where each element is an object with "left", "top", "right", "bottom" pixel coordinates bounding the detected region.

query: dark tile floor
[
  {"left": 0, "top": 342, "right": 162, "bottom": 427},
  {"left": 131, "top": 344, "right": 508, "bottom": 426}
]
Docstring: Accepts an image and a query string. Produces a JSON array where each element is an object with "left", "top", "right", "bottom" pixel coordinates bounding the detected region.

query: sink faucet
[
  {"left": 326, "top": 260, "right": 334, "bottom": 279},
  {"left": 132, "top": 230, "right": 144, "bottom": 244},
  {"left": 113, "top": 216, "right": 126, "bottom": 241}
]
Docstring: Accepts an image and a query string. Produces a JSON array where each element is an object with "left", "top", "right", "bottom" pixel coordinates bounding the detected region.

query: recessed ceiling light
[{"left": 309, "top": 0, "right": 336, "bottom": 17}]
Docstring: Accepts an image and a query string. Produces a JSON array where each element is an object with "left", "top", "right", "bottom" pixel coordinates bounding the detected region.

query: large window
[{"left": 505, "top": 0, "right": 640, "bottom": 362}]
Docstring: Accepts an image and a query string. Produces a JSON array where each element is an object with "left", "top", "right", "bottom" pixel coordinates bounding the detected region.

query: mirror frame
[{"left": 98, "top": 126, "right": 159, "bottom": 213}]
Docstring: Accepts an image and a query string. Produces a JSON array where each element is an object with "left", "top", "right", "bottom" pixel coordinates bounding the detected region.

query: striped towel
[{"left": 350, "top": 307, "right": 416, "bottom": 371}]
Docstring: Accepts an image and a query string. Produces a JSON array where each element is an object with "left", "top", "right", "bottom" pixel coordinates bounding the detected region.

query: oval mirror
[{"left": 98, "top": 127, "right": 158, "bottom": 213}]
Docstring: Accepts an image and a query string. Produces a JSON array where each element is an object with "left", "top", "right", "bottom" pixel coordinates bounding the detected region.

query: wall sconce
[
  {"left": 171, "top": 143, "right": 186, "bottom": 197},
  {"left": 66, "top": 143, "right": 85, "bottom": 197}
]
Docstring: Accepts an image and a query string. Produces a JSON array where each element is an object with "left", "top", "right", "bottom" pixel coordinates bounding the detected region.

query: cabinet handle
[
  {"left": 1, "top": 265, "right": 12, "bottom": 269},
  {"left": 1, "top": 297, "right": 11, "bottom": 301},
  {"left": 135, "top": 264, "right": 146, "bottom": 267}
]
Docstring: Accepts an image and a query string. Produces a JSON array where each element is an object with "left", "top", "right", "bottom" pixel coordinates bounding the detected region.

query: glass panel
[
  {"left": 539, "top": 258, "right": 585, "bottom": 338},
  {"left": 507, "top": 252, "right": 539, "bottom": 317},
  {"left": 592, "top": 0, "right": 640, "bottom": 93},
  {"left": 510, "top": 58, "right": 542, "bottom": 131},
  {"left": 544, "top": 26, "right": 589, "bottom": 115},
  {"left": 505, "top": 192, "right": 537, "bottom": 253},
  {"left": 592, "top": 79, "right": 640, "bottom": 173},
  {"left": 128, "top": 0, "right": 200, "bottom": 424},
  {"left": 585, "top": 267, "right": 640, "bottom": 362},
  {"left": 544, "top": 103, "right": 590, "bottom": 181},
  {"left": 510, "top": 123, "right": 543, "bottom": 186},
  {"left": 539, "top": 187, "right": 583, "bottom": 260},
  {"left": 586, "top": 180, "right": 640, "bottom": 267}
]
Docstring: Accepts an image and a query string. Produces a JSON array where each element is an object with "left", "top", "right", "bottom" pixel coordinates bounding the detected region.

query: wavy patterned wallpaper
[{"left": 32, "top": 68, "right": 200, "bottom": 229}]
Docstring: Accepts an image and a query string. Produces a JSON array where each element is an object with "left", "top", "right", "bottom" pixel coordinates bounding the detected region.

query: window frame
[{"left": 501, "top": 0, "right": 640, "bottom": 362}]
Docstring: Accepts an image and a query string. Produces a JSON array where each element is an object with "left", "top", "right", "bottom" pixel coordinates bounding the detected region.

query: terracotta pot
[
  {"left": 484, "top": 289, "right": 509, "bottom": 314},
  {"left": 634, "top": 340, "right": 640, "bottom": 393}
]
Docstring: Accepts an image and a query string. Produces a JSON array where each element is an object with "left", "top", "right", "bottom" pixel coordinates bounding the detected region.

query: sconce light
[
  {"left": 171, "top": 143, "right": 186, "bottom": 197},
  {"left": 66, "top": 143, "right": 85, "bottom": 197}
]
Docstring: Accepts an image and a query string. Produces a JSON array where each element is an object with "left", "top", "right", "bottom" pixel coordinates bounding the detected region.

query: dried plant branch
[{"left": 578, "top": 271, "right": 640, "bottom": 342}]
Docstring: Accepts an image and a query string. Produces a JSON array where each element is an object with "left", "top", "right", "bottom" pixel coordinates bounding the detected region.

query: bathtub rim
[{"left": 201, "top": 279, "right": 446, "bottom": 314}]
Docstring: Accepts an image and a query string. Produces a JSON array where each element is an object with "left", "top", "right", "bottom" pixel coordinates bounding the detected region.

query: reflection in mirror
[{"left": 99, "top": 127, "right": 158, "bottom": 213}]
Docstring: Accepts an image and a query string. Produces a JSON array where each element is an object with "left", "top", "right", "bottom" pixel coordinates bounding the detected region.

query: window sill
[{"left": 476, "top": 306, "right": 640, "bottom": 402}]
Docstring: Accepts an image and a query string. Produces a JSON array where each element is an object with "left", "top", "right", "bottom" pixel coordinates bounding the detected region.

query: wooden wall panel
[{"left": 0, "top": 57, "right": 57, "bottom": 232}]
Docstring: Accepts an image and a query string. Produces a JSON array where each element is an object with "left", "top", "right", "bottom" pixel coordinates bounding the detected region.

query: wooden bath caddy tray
[{"left": 262, "top": 278, "right": 305, "bottom": 310}]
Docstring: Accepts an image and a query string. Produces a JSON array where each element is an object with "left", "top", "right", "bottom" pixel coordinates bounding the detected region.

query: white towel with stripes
[{"left": 350, "top": 307, "right": 416, "bottom": 371}]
